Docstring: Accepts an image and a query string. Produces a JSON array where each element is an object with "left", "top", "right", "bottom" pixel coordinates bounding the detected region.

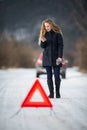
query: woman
[{"left": 38, "top": 19, "right": 64, "bottom": 98}]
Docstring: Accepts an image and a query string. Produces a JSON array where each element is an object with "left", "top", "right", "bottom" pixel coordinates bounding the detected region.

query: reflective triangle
[{"left": 21, "top": 79, "right": 53, "bottom": 108}]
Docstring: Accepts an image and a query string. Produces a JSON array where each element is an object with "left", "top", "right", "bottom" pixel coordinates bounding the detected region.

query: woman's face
[{"left": 44, "top": 22, "right": 52, "bottom": 32}]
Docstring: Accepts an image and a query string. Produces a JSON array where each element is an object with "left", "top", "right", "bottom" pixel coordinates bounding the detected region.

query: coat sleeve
[
  {"left": 40, "top": 41, "right": 47, "bottom": 48},
  {"left": 57, "top": 33, "right": 64, "bottom": 58}
]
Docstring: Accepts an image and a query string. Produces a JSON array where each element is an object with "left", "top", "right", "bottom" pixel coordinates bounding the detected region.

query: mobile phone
[{"left": 56, "top": 59, "right": 61, "bottom": 65}]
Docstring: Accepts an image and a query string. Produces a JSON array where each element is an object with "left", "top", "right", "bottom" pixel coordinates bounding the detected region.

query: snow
[{"left": 0, "top": 67, "right": 87, "bottom": 130}]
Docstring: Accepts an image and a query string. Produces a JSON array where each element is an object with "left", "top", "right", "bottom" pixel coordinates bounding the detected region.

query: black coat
[{"left": 40, "top": 30, "right": 63, "bottom": 67}]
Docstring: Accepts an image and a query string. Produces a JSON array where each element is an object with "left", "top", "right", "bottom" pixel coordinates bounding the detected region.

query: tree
[{"left": 69, "top": 0, "right": 87, "bottom": 71}]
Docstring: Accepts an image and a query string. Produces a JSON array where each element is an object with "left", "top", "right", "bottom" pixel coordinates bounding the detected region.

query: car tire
[
  {"left": 36, "top": 73, "right": 39, "bottom": 78},
  {"left": 62, "top": 72, "right": 66, "bottom": 79}
]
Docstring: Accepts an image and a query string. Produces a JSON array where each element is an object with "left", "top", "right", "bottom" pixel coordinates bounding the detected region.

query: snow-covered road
[{"left": 0, "top": 67, "right": 87, "bottom": 130}]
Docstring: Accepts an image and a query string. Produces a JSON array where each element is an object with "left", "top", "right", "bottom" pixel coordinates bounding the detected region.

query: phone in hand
[{"left": 56, "top": 59, "right": 62, "bottom": 65}]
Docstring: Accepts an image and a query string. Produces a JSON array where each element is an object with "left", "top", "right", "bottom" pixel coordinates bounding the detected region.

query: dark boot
[
  {"left": 47, "top": 80, "right": 54, "bottom": 98},
  {"left": 55, "top": 80, "right": 61, "bottom": 98}
]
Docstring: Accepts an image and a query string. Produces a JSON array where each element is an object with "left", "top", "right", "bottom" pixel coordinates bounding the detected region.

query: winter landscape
[
  {"left": 0, "top": 1, "right": 87, "bottom": 130},
  {"left": 0, "top": 67, "right": 87, "bottom": 130}
]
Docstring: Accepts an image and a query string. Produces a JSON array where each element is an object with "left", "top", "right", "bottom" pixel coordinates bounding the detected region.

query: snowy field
[{"left": 0, "top": 67, "right": 87, "bottom": 130}]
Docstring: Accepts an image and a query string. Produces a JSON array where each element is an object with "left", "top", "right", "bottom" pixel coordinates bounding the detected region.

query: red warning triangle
[{"left": 21, "top": 79, "right": 53, "bottom": 108}]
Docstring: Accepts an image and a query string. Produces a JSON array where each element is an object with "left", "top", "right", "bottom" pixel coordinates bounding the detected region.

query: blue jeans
[{"left": 46, "top": 66, "right": 61, "bottom": 81}]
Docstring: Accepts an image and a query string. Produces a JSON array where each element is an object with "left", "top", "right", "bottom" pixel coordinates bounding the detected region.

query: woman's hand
[
  {"left": 41, "top": 37, "right": 46, "bottom": 42},
  {"left": 57, "top": 57, "right": 62, "bottom": 62}
]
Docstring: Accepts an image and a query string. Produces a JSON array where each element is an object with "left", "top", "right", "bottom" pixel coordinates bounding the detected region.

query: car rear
[{"left": 36, "top": 53, "right": 67, "bottom": 78}]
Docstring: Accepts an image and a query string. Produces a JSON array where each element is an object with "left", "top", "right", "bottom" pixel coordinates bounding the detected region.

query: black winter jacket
[{"left": 40, "top": 30, "right": 63, "bottom": 67}]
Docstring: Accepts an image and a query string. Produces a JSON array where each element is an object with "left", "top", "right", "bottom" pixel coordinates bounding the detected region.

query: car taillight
[
  {"left": 36, "top": 53, "right": 43, "bottom": 66},
  {"left": 62, "top": 61, "right": 66, "bottom": 66},
  {"left": 36, "top": 59, "right": 42, "bottom": 65}
]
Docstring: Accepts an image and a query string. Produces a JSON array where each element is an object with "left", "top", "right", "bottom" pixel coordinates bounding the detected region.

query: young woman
[{"left": 38, "top": 19, "right": 64, "bottom": 98}]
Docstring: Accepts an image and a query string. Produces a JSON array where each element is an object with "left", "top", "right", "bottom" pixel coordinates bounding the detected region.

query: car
[{"left": 35, "top": 53, "right": 68, "bottom": 79}]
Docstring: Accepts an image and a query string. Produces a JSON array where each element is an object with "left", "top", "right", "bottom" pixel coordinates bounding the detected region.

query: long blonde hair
[{"left": 38, "top": 19, "right": 62, "bottom": 45}]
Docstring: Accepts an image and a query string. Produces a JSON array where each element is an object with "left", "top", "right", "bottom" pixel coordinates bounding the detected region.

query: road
[{"left": 0, "top": 67, "right": 87, "bottom": 130}]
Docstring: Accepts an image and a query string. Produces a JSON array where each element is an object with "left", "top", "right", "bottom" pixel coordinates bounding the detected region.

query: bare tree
[{"left": 69, "top": 0, "right": 87, "bottom": 71}]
